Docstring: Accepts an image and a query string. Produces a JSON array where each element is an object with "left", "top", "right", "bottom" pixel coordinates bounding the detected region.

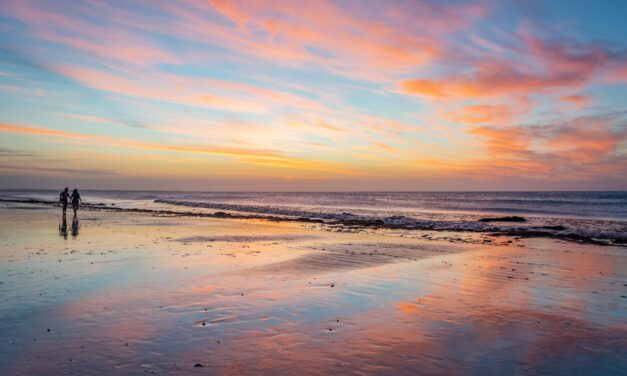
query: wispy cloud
[
  {"left": 52, "top": 112, "right": 147, "bottom": 128},
  {"left": 0, "top": 163, "right": 116, "bottom": 176},
  {"left": 468, "top": 114, "right": 627, "bottom": 176},
  {"left": 0, "top": 1, "right": 626, "bottom": 189},
  {"left": 0, "top": 147, "right": 37, "bottom": 157},
  {"left": 0, "top": 123, "right": 355, "bottom": 174},
  {"left": 558, "top": 94, "right": 591, "bottom": 108},
  {"left": 444, "top": 105, "right": 515, "bottom": 125}
]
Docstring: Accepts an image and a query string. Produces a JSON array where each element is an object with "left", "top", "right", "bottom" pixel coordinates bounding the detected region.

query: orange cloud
[
  {"left": 558, "top": 94, "right": 591, "bottom": 108},
  {"left": 466, "top": 115, "right": 627, "bottom": 178},
  {"left": 401, "top": 68, "right": 584, "bottom": 99},
  {"left": 543, "top": 118, "right": 623, "bottom": 164},
  {"left": 0, "top": 123, "right": 355, "bottom": 174},
  {"left": 88, "top": 0, "right": 487, "bottom": 81},
  {"left": 205, "top": 0, "right": 451, "bottom": 75},
  {"left": 446, "top": 105, "right": 514, "bottom": 125},
  {"left": 401, "top": 36, "right": 614, "bottom": 101},
  {"left": 468, "top": 126, "right": 531, "bottom": 155},
  {"left": 4, "top": 0, "right": 479, "bottom": 81},
  {"left": 0, "top": 123, "right": 87, "bottom": 139}
]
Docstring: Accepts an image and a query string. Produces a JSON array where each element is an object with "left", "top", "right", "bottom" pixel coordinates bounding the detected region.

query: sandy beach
[{"left": 0, "top": 201, "right": 625, "bottom": 375}]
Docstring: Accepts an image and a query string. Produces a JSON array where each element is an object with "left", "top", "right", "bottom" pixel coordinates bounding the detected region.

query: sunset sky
[{"left": 0, "top": 0, "right": 626, "bottom": 190}]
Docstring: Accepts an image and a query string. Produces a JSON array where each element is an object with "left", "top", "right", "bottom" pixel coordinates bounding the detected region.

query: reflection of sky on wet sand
[{"left": 0, "top": 206, "right": 625, "bottom": 374}]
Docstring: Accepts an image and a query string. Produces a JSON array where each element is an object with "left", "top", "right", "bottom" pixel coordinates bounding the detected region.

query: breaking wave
[{"left": 154, "top": 199, "right": 627, "bottom": 245}]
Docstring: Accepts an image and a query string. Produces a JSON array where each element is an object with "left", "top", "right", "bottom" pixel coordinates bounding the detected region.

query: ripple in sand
[
  {"left": 174, "top": 234, "right": 319, "bottom": 243},
  {"left": 250, "top": 242, "right": 463, "bottom": 275}
]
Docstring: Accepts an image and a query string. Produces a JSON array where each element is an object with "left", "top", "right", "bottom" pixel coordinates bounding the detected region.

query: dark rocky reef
[{"left": 478, "top": 216, "right": 527, "bottom": 223}]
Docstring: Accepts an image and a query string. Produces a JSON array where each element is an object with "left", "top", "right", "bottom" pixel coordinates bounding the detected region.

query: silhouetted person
[
  {"left": 71, "top": 188, "right": 82, "bottom": 217},
  {"left": 59, "top": 214, "right": 68, "bottom": 239},
  {"left": 71, "top": 217, "right": 80, "bottom": 237},
  {"left": 59, "top": 187, "right": 70, "bottom": 215}
]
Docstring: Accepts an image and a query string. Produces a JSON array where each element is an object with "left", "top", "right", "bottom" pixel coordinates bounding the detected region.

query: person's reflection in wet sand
[
  {"left": 71, "top": 217, "right": 80, "bottom": 237},
  {"left": 59, "top": 214, "right": 68, "bottom": 239}
]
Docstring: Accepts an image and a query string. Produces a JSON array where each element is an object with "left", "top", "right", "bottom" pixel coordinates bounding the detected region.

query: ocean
[{"left": 1, "top": 190, "right": 626, "bottom": 245}]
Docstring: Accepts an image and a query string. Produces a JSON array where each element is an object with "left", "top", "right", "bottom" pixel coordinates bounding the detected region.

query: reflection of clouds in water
[{"left": 5, "top": 211, "right": 626, "bottom": 375}]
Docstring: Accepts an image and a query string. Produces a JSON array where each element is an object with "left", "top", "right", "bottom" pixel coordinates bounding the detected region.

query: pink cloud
[
  {"left": 52, "top": 65, "right": 319, "bottom": 113},
  {"left": 604, "top": 62, "right": 627, "bottom": 83},
  {"left": 3, "top": 1, "right": 179, "bottom": 67},
  {"left": 541, "top": 117, "right": 624, "bottom": 164},
  {"left": 16, "top": 0, "right": 485, "bottom": 81},
  {"left": 525, "top": 36, "right": 608, "bottom": 76},
  {"left": 401, "top": 35, "right": 618, "bottom": 101},
  {"left": 468, "top": 115, "right": 627, "bottom": 176},
  {"left": 468, "top": 126, "right": 531, "bottom": 156},
  {"left": 202, "top": 0, "right": 487, "bottom": 77},
  {"left": 401, "top": 63, "right": 588, "bottom": 99},
  {"left": 558, "top": 94, "right": 591, "bottom": 108},
  {"left": 616, "top": 65, "right": 627, "bottom": 81}
]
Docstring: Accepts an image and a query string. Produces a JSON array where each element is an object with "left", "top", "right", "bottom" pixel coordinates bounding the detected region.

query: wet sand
[{"left": 0, "top": 202, "right": 625, "bottom": 375}]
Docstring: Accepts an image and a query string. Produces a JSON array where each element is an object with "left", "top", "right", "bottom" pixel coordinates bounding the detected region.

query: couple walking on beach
[{"left": 59, "top": 187, "right": 82, "bottom": 216}]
